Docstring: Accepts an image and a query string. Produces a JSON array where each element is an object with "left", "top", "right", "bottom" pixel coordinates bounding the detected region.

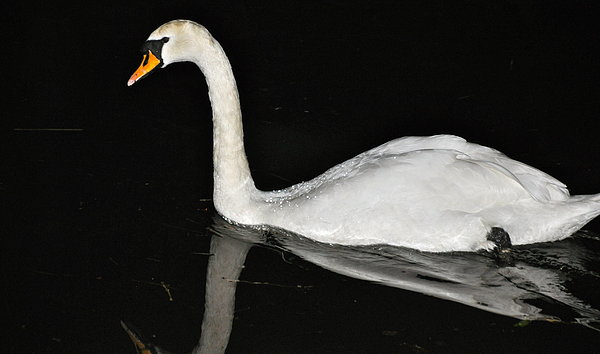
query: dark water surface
[{"left": 6, "top": 1, "right": 600, "bottom": 353}]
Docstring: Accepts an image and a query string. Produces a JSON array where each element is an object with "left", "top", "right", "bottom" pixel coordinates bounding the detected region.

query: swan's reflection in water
[
  {"left": 194, "top": 225, "right": 251, "bottom": 354},
  {"left": 125, "top": 216, "right": 600, "bottom": 353}
]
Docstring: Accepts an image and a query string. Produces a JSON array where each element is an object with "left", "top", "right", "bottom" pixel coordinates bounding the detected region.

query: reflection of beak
[{"left": 127, "top": 50, "right": 161, "bottom": 86}]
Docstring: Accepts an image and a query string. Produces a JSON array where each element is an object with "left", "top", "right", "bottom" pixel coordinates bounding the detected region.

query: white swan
[{"left": 128, "top": 20, "right": 600, "bottom": 252}]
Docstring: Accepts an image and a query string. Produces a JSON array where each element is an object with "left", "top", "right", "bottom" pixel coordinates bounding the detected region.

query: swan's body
[{"left": 129, "top": 20, "right": 600, "bottom": 252}]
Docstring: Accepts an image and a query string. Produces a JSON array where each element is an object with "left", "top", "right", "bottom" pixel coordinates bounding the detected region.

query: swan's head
[{"left": 127, "top": 20, "right": 212, "bottom": 86}]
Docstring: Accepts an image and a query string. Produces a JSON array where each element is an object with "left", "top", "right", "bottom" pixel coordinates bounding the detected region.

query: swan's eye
[{"left": 141, "top": 38, "right": 169, "bottom": 67}]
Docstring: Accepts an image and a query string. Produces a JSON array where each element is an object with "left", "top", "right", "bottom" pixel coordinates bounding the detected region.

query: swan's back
[{"left": 265, "top": 135, "right": 569, "bottom": 203}]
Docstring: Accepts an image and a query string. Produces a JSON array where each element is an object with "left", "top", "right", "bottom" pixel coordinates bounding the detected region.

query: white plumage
[{"left": 129, "top": 20, "right": 600, "bottom": 252}]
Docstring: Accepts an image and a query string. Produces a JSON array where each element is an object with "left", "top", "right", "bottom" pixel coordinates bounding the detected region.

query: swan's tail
[
  {"left": 507, "top": 193, "right": 600, "bottom": 246},
  {"left": 561, "top": 193, "right": 600, "bottom": 235}
]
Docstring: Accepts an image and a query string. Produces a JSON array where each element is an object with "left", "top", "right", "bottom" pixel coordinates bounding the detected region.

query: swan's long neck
[{"left": 188, "top": 29, "right": 258, "bottom": 219}]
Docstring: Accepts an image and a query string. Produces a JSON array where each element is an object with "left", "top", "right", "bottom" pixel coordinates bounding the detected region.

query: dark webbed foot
[
  {"left": 486, "top": 227, "right": 514, "bottom": 266},
  {"left": 487, "top": 227, "right": 512, "bottom": 249}
]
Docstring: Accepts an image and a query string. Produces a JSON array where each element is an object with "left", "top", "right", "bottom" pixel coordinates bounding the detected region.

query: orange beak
[{"left": 127, "top": 50, "right": 161, "bottom": 86}]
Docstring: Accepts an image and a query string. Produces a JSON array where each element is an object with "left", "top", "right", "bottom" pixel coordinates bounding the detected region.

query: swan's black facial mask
[{"left": 127, "top": 37, "right": 170, "bottom": 86}]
